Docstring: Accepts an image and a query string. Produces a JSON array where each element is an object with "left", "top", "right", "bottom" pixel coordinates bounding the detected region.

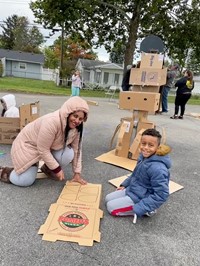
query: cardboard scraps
[
  {"left": 86, "top": 100, "right": 99, "bottom": 106},
  {"left": 108, "top": 175, "right": 184, "bottom": 194},
  {"left": 38, "top": 182, "right": 103, "bottom": 246}
]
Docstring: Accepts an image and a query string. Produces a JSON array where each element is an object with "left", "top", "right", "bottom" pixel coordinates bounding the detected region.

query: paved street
[{"left": 0, "top": 93, "right": 200, "bottom": 266}]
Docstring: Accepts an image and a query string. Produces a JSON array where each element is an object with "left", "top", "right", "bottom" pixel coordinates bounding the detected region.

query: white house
[{"left": 76, "top": 58, "right": 124, "bottom": 88}]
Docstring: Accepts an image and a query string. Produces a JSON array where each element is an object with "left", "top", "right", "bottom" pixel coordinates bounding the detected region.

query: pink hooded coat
[{"left": 11, "top": 96, "right": 89, "bottom": 175}]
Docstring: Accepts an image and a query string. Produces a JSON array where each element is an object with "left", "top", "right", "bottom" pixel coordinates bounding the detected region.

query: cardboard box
[
  {"left": 20, "top": 102, "right": 40, "bottom": 128},
  {"left": 0, "top": 102, "right": 40, "bottom": 144},
  {"left": 132, "top": 85, "right": 160, "bottom": 93},
  {"left": 119, "top": 92, "right": 160, "bottom": 112},
  {"left": 115, "top": 118, "right": 134, "bottom": 158},
  {"left": 140, "top": 53, "right": 164, "bottom": 69},
  {"left": 0, "top": 118, "right": 20, "bottom": 144},
  {"left": 129, "top": 68, "right": 167, "bottom": 86},
  {"left": 129, "top": 129, "right": 144, "bottom": 160}
]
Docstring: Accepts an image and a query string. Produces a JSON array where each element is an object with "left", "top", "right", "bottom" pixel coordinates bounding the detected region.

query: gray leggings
[
  {"left": 10, "top": 146, "right": 74, "bottom": 187},
  {"left": 105, "top": 189, "right": 135, "bottom": 216}
]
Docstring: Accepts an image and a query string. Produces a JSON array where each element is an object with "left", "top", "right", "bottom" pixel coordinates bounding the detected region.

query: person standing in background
[
  {"left": 121, "top": 64, "right": 136, "bottom": 91},
  {"left": 161, "top": 64, "right": 179, "bottom": 113},
  {"left": 71, "top": 70, "right": 82, "bottom": 96},
  {"left": 1, "top": 94, "right": 19, "bottom": 117},
  {"left": 170, "top": 69, "right": 194, "bottom": 119}
]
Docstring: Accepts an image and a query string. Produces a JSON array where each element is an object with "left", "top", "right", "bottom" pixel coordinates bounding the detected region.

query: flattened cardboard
[
  {"left": 140, "top": 53, "right": 164, "bottom": 69},
  {"left": 39, "top": 182, "right": 103, "bottom": 246},
  {"left": 57, "top": 182, "right": 102, "bottom": 209},
  {"left": 38, "top": 203, "right": 103, "bottom": 246},
  {"left": 86, "top": 100, "right": 99, "bottom": 106},
  {"left": 108, "top": 175, "right": 184, "bottom": 194},
  {"left": 95, "top": 149, "right": 137, "bottom": 171},
  {"left": 129, "top": 68, "right": 167, "bottom": 86},
  {"left": 119, "top": 91, "right": 160, "bottom": 112}
]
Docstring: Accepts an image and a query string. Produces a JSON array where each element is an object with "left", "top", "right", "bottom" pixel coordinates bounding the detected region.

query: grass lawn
[{"left": 0, "top": 77, "right": 200, "bottom": 105}]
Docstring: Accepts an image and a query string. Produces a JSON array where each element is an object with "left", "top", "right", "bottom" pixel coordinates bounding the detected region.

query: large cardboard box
[
  {"left": 0, "top": 118, "right": 20, "bottom": 144},
  {"left": 119, "top": 91, "right": 160, "bottom": 112},
  {"left": 132, "top": 85, "right": 160, "bottom": 93},
  {"left": 0, "top": 102, "right": 40, "bottom": 144},
  {"left": 140, "top": 53, "right": 164, "bottom": 69},
  {"left": 129, "top": 68, "right": 167, "bottom": 86}
]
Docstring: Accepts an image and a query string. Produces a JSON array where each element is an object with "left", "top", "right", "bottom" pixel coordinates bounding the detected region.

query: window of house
[
  {"left": 19, "top": 63, "right": 26, "bottom": 70},
  {"left": 103, "top": 72, "right": 109, "bottom": 84},
  {"left": 114, "top": 73, "right": 119, "bottom": 85}
]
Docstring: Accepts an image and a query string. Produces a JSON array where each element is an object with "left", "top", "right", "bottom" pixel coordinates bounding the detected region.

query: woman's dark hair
[
  {"left": 185, "top": 69, "right": 193, "bottom": 83},
  {"left": 142, "top": 128, "right": 162, "bottom": 145}
]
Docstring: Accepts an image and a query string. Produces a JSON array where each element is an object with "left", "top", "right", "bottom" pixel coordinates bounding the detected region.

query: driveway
[{"left": 0, "top": 93, "right": 200, "bottom": 266}]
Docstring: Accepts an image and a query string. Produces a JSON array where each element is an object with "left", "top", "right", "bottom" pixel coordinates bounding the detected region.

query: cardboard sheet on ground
[
  {"left": 57, "top": 182, "right": 102, "bottom": 208},
  {"left": 39, "top": 182, "right": 103, "bottom": 246},
  {"left": 108, "top": 175, "right": 184, "bottom": 194},
  {"left": 38, "top": 203, "right": 103, "bottom": 246},
  {"left": 95, "top": 149, "right": 137, "bottom": 171}
]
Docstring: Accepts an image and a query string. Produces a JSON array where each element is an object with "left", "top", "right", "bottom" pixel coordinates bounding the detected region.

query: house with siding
[
  {"left": 0, "top": 49, "right": 45, "bottom": 80},
  {"left": 76, "top": 58, "right": 124, "bottom": 88}
]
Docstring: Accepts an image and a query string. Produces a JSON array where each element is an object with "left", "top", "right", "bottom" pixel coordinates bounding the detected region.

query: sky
[{"left": 0, "top": 0, "right": 110, "bottom": 61}]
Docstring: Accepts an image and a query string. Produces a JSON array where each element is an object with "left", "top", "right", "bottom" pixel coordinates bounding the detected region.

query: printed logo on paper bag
[{"left": 58, "top": 211, "right": 89, "bottom": 232}]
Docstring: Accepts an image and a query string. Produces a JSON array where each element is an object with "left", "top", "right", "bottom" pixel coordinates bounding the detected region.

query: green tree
[
  {"left": 109, "top": 40, "right": 125, "bottom": 64},
  {"left": 187, "top": 49, "right": 200, "bottom": 75},
  {"left": 43, "top": 46, "right": 59, "bottom": 69},
  {"left": 0, "top": 15, "right": 44, "bottom": 53},
  {"left": 30, "top": 0, "right": 199, "bottom": 72}
]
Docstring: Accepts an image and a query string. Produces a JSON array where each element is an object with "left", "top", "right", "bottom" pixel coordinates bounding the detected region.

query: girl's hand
[{"left": 71, "top": 173, "right": 87, "bottom": 185}]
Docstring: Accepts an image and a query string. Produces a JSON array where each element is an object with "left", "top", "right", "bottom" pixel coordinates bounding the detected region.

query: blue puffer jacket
[{"left": 120, "top": 145, "right": 171, "bottom": 217}]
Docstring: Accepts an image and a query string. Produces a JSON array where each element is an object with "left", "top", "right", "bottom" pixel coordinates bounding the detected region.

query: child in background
[
  {"left": 105, "top": 128, "right": 171, "bottom": 223},
  {"left": 71, "top": 70, "right": 82, "bottom": 96},
  {"left": 1, "top": 94, "right": 19, "bottom": 117}
]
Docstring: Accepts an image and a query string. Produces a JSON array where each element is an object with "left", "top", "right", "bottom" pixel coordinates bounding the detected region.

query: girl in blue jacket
[{"left": 105, "top": 128, "right": 171, "bottom": 222}]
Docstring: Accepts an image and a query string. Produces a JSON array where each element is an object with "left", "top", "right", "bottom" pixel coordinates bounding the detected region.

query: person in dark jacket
[
  {"left": 161, "top": 64, "right": 179, "bottom": 113},
  {"left": 105, "top": 128, "right": 171, "bottom": 223},
  {"left": 170, "top": 69, "right": 194, "bottom": 119},
  {"left": 121, "top": 64, "right": 136, "bottom": 91}
]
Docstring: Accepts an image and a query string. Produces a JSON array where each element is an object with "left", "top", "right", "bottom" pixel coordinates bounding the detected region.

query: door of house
[{"left": 103, "top": 72, "right": 109, "bottom": 84}]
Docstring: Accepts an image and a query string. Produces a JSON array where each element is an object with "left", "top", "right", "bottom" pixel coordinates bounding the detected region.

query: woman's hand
[
  {"left": 71, "top": 173, "right": 87, "bottom": 185},
  {"left": 56, "top": 170, "right": 65, "bottom": 181}
]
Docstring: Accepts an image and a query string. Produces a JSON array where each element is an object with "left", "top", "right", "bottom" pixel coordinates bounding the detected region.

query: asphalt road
[{"left": 0, "top": 93, "right": 200, "bottom": 266}]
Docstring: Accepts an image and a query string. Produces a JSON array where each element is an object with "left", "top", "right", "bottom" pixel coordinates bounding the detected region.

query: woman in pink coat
[{"left": 0, "top": 96, "right": 89, "bottom": 187}]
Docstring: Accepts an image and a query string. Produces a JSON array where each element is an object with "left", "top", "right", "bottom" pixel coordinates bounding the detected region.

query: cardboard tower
[{"left": 115, "top": 35, "right": 167, "bottom": 160}]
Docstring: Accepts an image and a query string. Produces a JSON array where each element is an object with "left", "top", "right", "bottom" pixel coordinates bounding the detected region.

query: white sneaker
[{"left": 145, "top": 210, "right": 157, "bottom": 217}]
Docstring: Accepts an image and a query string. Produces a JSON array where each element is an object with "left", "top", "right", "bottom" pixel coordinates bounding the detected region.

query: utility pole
[{"left": 60, "top": 23, "right": 64, "bottom": 83}]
